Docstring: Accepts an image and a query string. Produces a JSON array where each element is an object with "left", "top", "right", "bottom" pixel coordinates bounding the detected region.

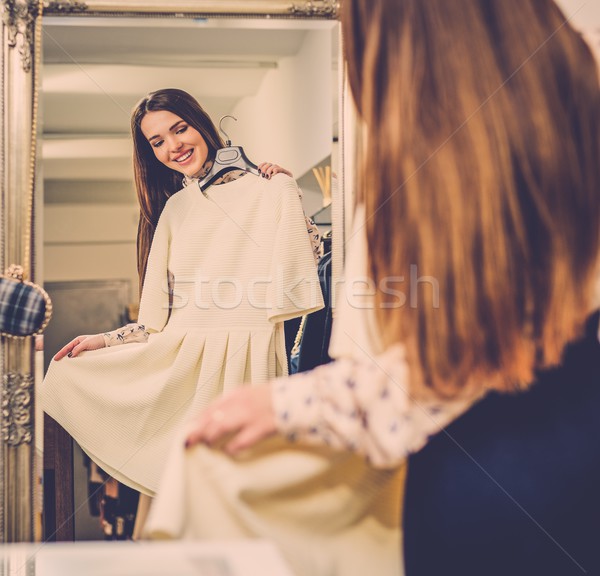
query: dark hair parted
[
  {"left": 131, "top": 88, "right": 225, "bottom": 292},
  {"left": 342, "top": 0, "right": 600, "bottom": 395}
]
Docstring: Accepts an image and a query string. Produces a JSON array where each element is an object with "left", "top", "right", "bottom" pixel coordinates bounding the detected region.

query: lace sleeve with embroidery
[
  {"left": 304, "top": 215, "right": 321, "bottom": 263},
  {"left": 102, "top": 323, "right": 150, "bottom": 347},
  {"left": 296, "top": 186, "right": 321, "bottom": 263},
  {"left": 271, "top": 345, "right": 481, "bottom": 468}
]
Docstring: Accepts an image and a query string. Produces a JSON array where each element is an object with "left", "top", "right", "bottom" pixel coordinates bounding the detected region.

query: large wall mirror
[{"left": 1, "top": 0, "right": 346, "bottom": 543}]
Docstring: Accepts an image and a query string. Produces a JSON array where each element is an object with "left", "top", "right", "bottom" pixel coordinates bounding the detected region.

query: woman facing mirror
[
  {"left": 175, "top": 0, "right": 600, "bottom": 574},
  {"left": 39, "top": 88, "right": 325, "bottom": 535}
]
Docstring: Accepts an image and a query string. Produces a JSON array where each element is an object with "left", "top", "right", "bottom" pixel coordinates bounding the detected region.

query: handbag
[{"left": 0, "top": 264, "right": 52, "bottom": 339}]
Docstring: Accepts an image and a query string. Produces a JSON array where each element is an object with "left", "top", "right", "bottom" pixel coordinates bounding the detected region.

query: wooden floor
[{"left": 43, "top": 414, "right": 74, "bottom": 542}]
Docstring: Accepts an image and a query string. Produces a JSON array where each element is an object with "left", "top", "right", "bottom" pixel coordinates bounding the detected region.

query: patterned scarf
[{"left": 182, "top": 158, "right": 247, "bottom": 189}]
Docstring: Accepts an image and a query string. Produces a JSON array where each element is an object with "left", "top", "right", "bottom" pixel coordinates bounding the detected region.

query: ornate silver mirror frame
[{"left": 0, "top": 0, "right": 346, "bottom": 542}]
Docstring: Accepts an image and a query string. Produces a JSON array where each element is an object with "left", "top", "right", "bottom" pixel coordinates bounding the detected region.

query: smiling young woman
[
  {"left": 40, "top": 87, "right": 324, "bottom": 540},
  {"left": 130, "top": 89, "right": 306, "bottom": 293}
]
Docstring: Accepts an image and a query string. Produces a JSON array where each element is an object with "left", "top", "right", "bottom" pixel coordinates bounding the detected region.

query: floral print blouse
[
  {"left": 102, "top": 323, "right": 150, "bottom": 347},
  {"left": 271, "top": 345, "right": 482, "bottom": 468}
]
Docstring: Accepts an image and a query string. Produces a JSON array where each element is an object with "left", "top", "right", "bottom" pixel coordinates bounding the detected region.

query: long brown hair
[
  {"left": 131, "top": 88, "right": 225, "bottom": 292},
  {"left": 342, "top": 0, "right": 600, "bottom": 395}
]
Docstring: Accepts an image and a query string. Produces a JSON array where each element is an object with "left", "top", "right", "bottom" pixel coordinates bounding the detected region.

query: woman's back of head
[{"left": 342, "top": 0, "right": 600, "bottom": 395}]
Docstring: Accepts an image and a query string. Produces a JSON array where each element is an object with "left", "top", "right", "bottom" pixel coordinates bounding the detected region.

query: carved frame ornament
[
  {"left": 1, "top": 0, "right": 37, "bottom": 71},
  {"left": 44, "top": 0, "right": 338, "bottom": 17},
  {"left": 1, "top": 372, "right": 33, "bottom": 447}
]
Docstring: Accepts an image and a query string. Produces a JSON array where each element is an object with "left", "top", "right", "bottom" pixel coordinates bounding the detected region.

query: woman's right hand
[{"left": 53, "top": 334, "right": 106, "bottom": 361}]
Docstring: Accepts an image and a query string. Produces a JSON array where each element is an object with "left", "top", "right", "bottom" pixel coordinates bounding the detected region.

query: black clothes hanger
[{"left": 198, "top": 115, "right": 260, "bottom": 191}]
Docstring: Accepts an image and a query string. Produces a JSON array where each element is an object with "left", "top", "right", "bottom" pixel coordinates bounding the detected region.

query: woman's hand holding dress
[
  {"left": 53, "top": 323, "right": 149, "bottom": 360},
  {"left": 53, "top": 334, "right": 106, "bottom": 360},
  {"left": 185, "top": 384, "right": 277, "bottom": 455}
]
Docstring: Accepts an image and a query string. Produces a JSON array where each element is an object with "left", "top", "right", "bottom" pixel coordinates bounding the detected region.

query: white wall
[
  {"left": 554, "top": 0, "right": 600, "bottom": 31},
  {"left": 44, "top": 203, "right": 139, "bottom": 302},
  {"left": 231, "top": 29, "right": 333, "bottom": 179}
]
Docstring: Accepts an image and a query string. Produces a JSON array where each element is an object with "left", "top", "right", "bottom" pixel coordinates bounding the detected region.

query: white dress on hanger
[
  {"left": 40, "top": 173, "right": 323, "bottom": 496},
  {"left": 143, "top": 204, "right": 405, "bottom": 576}
]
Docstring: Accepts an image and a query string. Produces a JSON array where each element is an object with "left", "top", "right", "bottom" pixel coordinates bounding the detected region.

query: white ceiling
[{"left": 42, "top": 18, "right": 313, "bottom": 135}]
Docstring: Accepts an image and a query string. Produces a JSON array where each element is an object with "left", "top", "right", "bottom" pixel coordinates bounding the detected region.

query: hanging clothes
[
  {"left": 40, "top": 173, "right": 324, "bottom": 496},
  {"left": 292, "top": 235, "right": 334, "bottom": 373}
]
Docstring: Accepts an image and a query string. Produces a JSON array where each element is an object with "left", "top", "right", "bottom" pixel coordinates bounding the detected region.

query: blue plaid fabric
[{"left": 0, "top": 277, "right": 48, "bottom": 337}]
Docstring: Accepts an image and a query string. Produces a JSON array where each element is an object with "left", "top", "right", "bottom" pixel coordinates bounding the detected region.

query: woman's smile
[{"left": 173, "top": 149, "right": 193, "bottom": 164}]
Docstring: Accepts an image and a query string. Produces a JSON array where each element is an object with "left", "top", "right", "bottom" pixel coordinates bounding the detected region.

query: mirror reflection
[{"left": 40, "top": 16, "right": 339, "bottom": 541}]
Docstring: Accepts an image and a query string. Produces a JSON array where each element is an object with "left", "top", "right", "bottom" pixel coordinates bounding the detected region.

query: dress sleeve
[
  {"left": 137, "top": 206, "right": 172, "bottom": 333},
  {"left": 271, "top": 345, "right": 480, "bottom": 468},
  {"left": 266, "top": 176, "right": 324, "bottom": 324}
]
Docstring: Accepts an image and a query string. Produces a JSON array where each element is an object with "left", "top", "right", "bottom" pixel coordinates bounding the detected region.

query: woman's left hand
[
  {"left": 185, "top": 384, "right": 277, "bottom": 454},
  {"left": 258, "top": 162, "right": 292, "bottom": 179}
]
